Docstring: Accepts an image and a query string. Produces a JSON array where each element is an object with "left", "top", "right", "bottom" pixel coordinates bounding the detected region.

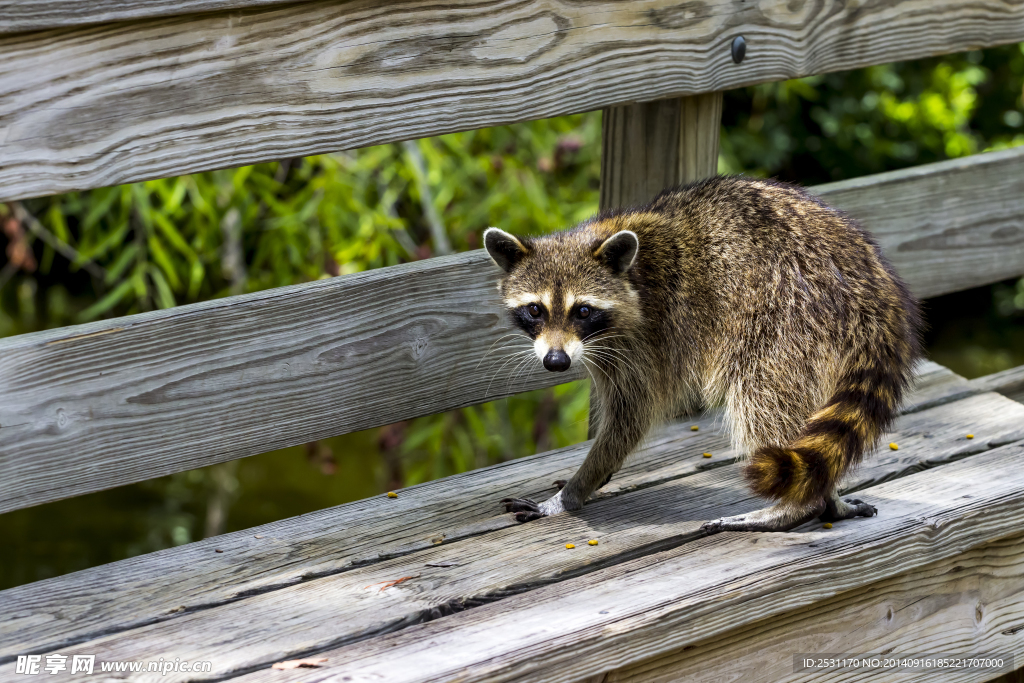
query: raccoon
[{"left": 484, "top": 176, "right": 922, "bottom": 532}]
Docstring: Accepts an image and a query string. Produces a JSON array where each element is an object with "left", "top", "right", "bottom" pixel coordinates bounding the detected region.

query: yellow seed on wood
[
  {"left": 966, "top": 434, "right": 974, "bottom": 439},
  {"left": 702, "top": 453, "right": 712, "bottom": 458},
  {"left": 822, "top": 523, "right": 833, "bottom": 529},
  {"left": 387, "top": 491, "right": 398, "bottom": 498},
  {"left": 565, "top": 543, "right": 575, "bottom": 549},
  {"left": 588, "top": 539, "right": 598, "bottom": 546},
  {"left": 690, "top": 425, "right": 699, "bottom": 431},
  {"left": 889, "top": 443, "right": 899, "bottom": 450}
]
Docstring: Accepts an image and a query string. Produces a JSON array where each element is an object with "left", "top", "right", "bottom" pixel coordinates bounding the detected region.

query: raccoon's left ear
[
  {"left": 483, "top": 227, "right": 529, "bottom": 273},
  {"left": 595, "top": 230, "right": 639, "bottom": 274}
]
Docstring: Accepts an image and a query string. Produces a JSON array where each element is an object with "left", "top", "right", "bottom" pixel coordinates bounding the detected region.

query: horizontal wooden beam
[
  {"left": 0, "top": 0, "right": 295, "bottom": 33},
  {"left": 3, "top": 0, "right": 1024, "bottom": 201},
  {"left": 814, "top": 145, "right": 1024, "bottom": 300},
  {"left": 2, "top": 148, "right": 1024, "bottom": 512}
]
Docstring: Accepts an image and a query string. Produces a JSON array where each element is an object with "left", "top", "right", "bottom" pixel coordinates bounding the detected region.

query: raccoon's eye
[
  {"left": 578, "top": 306, "right": 591, "bottom": 319},
  {"left": 527, "top": 304, "right": 541, "bottom": 318}
]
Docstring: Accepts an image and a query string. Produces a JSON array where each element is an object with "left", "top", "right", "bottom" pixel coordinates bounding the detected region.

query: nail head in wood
[{"left": 731, "top": 35, "right": 746, "bottom": 64}]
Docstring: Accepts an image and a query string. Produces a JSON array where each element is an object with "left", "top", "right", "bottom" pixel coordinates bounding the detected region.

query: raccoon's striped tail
[{"left": 743, "top": 352, "right": 914, "bottom": 508}]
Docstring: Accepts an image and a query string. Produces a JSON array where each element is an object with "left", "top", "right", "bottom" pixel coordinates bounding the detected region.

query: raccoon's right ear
[
  {"left": 595, "top": 230, "right": 639, "bottom": 274},
  {"left": 483, "top": 228, "right": 529, "bottom": 273}
]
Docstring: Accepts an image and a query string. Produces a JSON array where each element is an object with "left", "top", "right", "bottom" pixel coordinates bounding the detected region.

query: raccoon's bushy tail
[{"left": 743, "top": 349, "right": 915, "bottom": 508}]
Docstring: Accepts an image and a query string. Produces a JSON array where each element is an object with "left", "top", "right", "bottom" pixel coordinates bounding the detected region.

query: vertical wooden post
[{"left": 588, "top": 92, "right": 723, "bottom": 438}]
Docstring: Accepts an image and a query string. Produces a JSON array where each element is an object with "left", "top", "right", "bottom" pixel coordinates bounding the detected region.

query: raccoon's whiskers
[
  {"left": 475, "top": 334, "right": 534, "bottom": 370},
  {"left": 582, "top": 356, "right": 613, "bottom": 384},
  {"left": 583, "top": 344, "right": 643, "bottom": 378},
  {"left": 505, "top": 353, "right": 539, "bottom": 397},
  {"left": 485, "top": 349, "right": 535, "bottom": 397}
]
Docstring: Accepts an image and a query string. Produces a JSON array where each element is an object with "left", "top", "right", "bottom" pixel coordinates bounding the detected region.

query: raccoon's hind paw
[
  {"left": 701, "top": 502, "right": 824, "bottom": 534},
  {"left": 819, "top": 496, "right": 877, "bottom": 523},
  {"left": 501, "top": 497, "right": 545, "bottom": 523}
]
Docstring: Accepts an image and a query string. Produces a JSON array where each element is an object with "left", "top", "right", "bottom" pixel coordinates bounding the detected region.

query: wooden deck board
[
  {"left": 2, "top": 390, "right": 1022, "bottom": 682},
  {"left": 609, "top": 533, "right": 1024, "bottom": 682},
  {"left": 216, "top": 441, "right": 1024, "bottom": 683},
  {"left": 0, "top": 361, "right": 974, "bottom": 660},
  {"left": 970, "top": 365, "right": 1024, "bottom": 406}
]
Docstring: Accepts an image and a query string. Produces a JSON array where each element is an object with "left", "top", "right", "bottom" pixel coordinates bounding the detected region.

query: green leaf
[
  {"left": 187, "top": 259, "right": 206, "bottom": 299},
  {"left": 153, "top": 212, "right": 196, "bottom": 259},
  {"left": 77, "top": 278, "right": 136, "bottom": 322},
  {"left": 148, "top": 236, "right": 183, "bottom": 289},
  {"left": 82, "top": 188, "right": 120, "bottom": 230},
  {"left": 147, "top": 265, "right": 177, "bottom": 310},
  {"left": 104, "top": 243, "right": 140, "bottom": 284}
]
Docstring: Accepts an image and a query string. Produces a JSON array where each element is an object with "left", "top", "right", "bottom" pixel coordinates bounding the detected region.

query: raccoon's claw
[
  {"left": 820, "top": 497, "right": 877, "bottom": 522},
  {"left": 501, "top": 497, "right": 546, "bottom": 523}
]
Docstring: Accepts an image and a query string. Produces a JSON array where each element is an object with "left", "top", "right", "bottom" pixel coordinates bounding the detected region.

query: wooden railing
[
  {"left": 2, "top": 1, "right": 1024, "bottom": 516},
  {"left": 3, "top": 0, "right": 1024, "bottom": 201}
]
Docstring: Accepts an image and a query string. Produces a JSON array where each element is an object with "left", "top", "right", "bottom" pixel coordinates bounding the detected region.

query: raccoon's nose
[{"left": 543, "top": 349, "right": 571, "bottom": 372}]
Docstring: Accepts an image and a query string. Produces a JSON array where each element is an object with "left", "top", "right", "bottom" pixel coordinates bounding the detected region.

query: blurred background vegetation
[{"left": 3, "top": 44, "right": 1024, "bottom": 589}]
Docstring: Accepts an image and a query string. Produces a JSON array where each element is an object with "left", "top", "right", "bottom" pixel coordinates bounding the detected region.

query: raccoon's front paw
[
  {"left": 501, "top": 497, "right": 545, "bottom": 523},
  {"left": 501, "top": 489, "right": 569, "bottom": 523}
]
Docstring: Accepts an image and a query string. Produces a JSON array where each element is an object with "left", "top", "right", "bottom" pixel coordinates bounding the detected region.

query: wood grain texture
[
  {"left": 607, "top": 533, "right": 1024, "bottom": 683},
  {"left": 203, "top": 441, "right": 1024, "bottom": 683},
  {"left": 0, "top": 366, "right": 997, "bottom": 663},
  {"left": 970, "top": 364, "right": 1024, "bottom": 405},
  {"left": 3, "top": 0, "right": 1024, "bottom": 201},
  {"left": 2, "top": 391, "right": 1021, "bottom": 679},
  {"left": 813, "top": 145, "right": 1024, "bottom": 300},
  {"left": 0, "top": 0, "right": 297, "bottom": 33},
  {"left": 599, "top": 92, "right": 722, "bottom": 210}
]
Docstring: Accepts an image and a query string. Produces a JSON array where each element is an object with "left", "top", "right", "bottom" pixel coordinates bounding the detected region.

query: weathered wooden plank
[
  {"left": 599, "top": 92, "right": 723, "bottom": 210},
  {"left": 970, "top": 364, "right": 1024, "bottom": 405},
  {"left": 3, "top": 392, "right": 1020, "bottom": 681},
  {"left": 606, "top": 533, "right": 1024, "bottom": 682},
  {"left": 813, "top": 145, "right": 1024, "bottom": 299},
  {"left": 194, "top": 441, "right": 1024, "bottom": 683},
  {"left": 903, "top": 359, "right": 971, "bottom": 413},
  {"left": 3, "top": 0, "right": 1024, "bottom": 201},
  {"left": 0, "top": 0, "right": 295, "bottom": 33},
  {"left": 0, "top": 364, "right": 968, "bottom": 661}
]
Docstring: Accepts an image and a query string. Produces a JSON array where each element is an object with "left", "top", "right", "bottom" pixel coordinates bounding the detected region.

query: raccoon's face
[{"left": 483, "top": 225, "right": 640, "bottom": 373}]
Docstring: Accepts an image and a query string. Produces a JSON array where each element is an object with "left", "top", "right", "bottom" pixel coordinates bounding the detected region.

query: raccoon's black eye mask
[{"left": 511, "top": 304, "right": 545, "bottom": 337}]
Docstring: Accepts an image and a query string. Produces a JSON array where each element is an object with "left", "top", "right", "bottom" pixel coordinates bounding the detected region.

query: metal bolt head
[{"left": 731, "top": 35, "right": 746, "bottom": 64}]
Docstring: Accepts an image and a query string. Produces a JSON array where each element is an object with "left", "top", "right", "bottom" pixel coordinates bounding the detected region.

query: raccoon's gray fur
[{"left": 484, "top": 176, "right": 921, "bottom": 532}]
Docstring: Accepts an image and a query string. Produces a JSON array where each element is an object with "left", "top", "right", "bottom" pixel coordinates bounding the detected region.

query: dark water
[{"left": 3, "top": 280, "right": 1023, "bottom": 591}]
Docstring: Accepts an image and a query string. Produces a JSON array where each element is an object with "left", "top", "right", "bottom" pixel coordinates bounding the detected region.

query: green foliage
[{"left": 720, "top": 45, "right": 1024, "bottom": 182}]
